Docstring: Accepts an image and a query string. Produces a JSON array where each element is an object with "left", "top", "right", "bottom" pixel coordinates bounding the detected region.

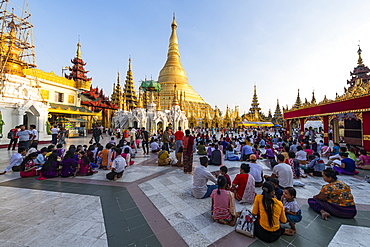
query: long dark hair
[
  {"left": 79, "top": 151, "right": 90, "bottom": 164},
  {"left": 261, "top": 182, "right": 275, "bottom": 227},
  {"left": 63, "top": 150, "right": 75, "bottom": 160},
  {"left": 41, "top": 151, "right": 58, "bottom": 172},
  {"left": 217, "top": 175, "right": 227, "bottom": 195},
  {"left": 20, "top": 152, "right": 38, "bottom": 171}
]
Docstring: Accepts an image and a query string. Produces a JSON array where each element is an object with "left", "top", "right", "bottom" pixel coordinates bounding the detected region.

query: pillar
[
  {"left": 322, "top": 116, "right": 329, "bottom": 144},
  {"left": 299, "top": 118, "right": 305, "bottom": 141},
  {"left": 285, "top": 119, "right": 290, "bottom": 139},
  {"left": 362, "top": 112, "right": 370, "bottom": 151}
]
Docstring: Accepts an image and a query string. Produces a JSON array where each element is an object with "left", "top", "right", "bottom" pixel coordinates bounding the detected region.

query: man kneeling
[{"left": 107, "top": 148, "right": 126, "bottom": 181}]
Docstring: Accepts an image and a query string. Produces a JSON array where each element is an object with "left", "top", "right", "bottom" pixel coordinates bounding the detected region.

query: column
[
  {"left": 362, "top": 112, "right": 370, "bottom": 151},
  {"left": 299, "top": 118, "right": 305, "bottom": 141},
  {"left": 285, "top": 119, "right": 290, "bottom": 139},
  {"left": 322, "top": 116, "right": 329, "bottom": 144}
]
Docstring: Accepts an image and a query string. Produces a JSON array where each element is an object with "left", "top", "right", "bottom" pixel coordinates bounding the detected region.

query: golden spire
[
  {"left": 311, "top": 90, "right": 316, "bottom": 104},
  {"left": 111, "top": 72, "right": 124, "bottom": 110},
  {"left": 172, "top": 84, "right": 179, "bottom": 106},
  {"left": 124, "top": 57, "right": 137, "bottom": 110},
  {"left": 156, "top": 92, "right": 161, "bottom": 111},
  {"left": 224, "top": 105, "right": 230, "bottom": 119},
  {"left": 294, "top": 89, "right": 302, "bottom": 108},
  {"left": 76, "top": 42, "right": 82, "bottom": 59},
  {"left": 358, "top": 45, "right": 364, "bottom": 66},
  {"left": 137, "top": 87, "right": 143, "bottom": 108}
]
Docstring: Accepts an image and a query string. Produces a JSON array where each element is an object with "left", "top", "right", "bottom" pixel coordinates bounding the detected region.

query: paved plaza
[{"left": 1, "top": 136, "right": 370, "bottom": 247}]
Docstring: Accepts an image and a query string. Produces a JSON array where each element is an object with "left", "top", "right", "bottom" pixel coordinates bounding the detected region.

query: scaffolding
[{"left": 0, "top": 0, "right": 36, "bottom": 74}]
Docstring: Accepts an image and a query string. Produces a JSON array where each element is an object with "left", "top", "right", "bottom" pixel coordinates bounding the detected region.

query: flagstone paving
[{"left": 1, "top": 136, "right": 370, "bottom": 246}]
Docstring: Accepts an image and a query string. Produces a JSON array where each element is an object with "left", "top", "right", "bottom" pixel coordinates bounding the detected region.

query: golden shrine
[{"left": 158, "top": 16, "right": 213, "bottom": 117}]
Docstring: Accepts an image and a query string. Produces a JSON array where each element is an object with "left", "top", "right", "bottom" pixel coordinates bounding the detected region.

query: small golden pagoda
[
  {"left": 123, "top": 58, "right": 137, "bottom": 110},
  {"left": 158, "top": 15, "right": 213, "bottom": 116},
  {"left": 111, "top": 72, "right": 123, "bottom": 110}
]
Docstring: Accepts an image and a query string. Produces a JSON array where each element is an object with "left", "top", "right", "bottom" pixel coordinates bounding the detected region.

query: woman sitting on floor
[
  {"left": 60, "top": 150, "right": 78, "bottom": 177},
  {"left": 356, "top": 149, "right": 370, "bottom": 170},
  {"left": 196, "top": 141, "right": 207, "bottom": 155},
  {"left": 231, "top": 163, "right": 255, "bottom": 202},
  {"left": 252, "top": 182, "right": 294, "bottom": 243},
  {"left": 211, "top": 176, "right": 238, "bottom": 226},
  {"left": 308, "top": 168, "right": 356, "bottom": 220},
  {"left": 39, "top": 151, "right": 59, "bottom": 179},
  {"left": 225, "top": 144, "right": 240, "bottom": 161},
  {"left": 19, "top": 152, "right": 39, "bottom": 178},
  {"left": 122, "top": 147, "right": 134, "bottom": 166},
  {"left": 333, "top": 153, "right": 356, "bottom": 175}
]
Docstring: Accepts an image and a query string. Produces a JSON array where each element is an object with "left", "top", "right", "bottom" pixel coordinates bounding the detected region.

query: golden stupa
[{"left": 158, "top": 15, "right": 213, "bottom": 117}]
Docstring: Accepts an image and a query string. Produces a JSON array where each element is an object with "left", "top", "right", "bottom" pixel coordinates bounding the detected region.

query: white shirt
[
  {"left": 192, "top": 166, "right": 217, "bottom": 199},
  {"left": 112, "top": 156, "right": 126, "bottom": 173},
  {"left": 296, "top": 150, "right": 307, "bottom": 161},
  {"left": 51, "top": 128, "right": 59, "bottom": 135},
  {"left": 249, "top": 162, "right": 263, "bottom": 182},
  {"left": 272, "top": 163, "right": 294, "bottom": 188},
  {"left": 151, "top": 142, "right": 159, "bottom": 150},
  {"left": 5, "top": 153, "right": 24, "bottom": 172},
  {"left": 31, "top": 129, "right": 39, "bottom": 141}
]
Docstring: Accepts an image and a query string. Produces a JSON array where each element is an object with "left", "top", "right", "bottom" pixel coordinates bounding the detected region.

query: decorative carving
[
  {"left": 68, "top": 95, "right": 75, "bottom": 104},
  {"left": 40, "top": 89, "right": 49, "bottom": 100},
  {"left": 364, "top": 135, "right": 370, "bottom": 141},
  {"left": 323, "top": 133, "right": 328, "bottom": 137}
]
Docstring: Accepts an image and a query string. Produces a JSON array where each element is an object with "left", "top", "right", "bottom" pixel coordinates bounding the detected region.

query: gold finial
[
  {"left": 128, "top": 56, "right": 132, "bottom": 71},
  {"left": 76, "top": 41, "right": 82, "bottom": 59},
  {"left": 172, "top": 12, "right": 177, "bottom": 28},
  {"left": 358, "top": 42, "right": 364, "bottom": 66},
  {"left": 311, "top": 90, "right": 316, "bottom": 104}
]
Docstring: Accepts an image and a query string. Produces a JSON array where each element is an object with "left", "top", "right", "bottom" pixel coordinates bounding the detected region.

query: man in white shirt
[
  {"left": 0, "top": 148, "right": 26, "bottom": 175},
  {"left": 150, "top": 140, "right": 160, "bottom": 153},
  {"left": 108, "top": 148, "right": 126, "bottom": 181},
  {"left": 50, "top": 125, "right": 59, "bottom": 145},
  {"left": 248, "top": 154, "right": 263, "bottom": 187},
  {"left": 29, "top": 125, "right": 39, "bottom": 149},
  {"left": 265, "top": 154, "right": 294, "bottom": 188},
  {"left": 192, "top": 157, "right": 217, "bottom": 199}
]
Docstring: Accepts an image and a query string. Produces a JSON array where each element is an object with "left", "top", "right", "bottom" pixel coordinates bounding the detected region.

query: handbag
[
  {"left": 89, "top": 138, "right": 93, "bottom": 144},
  {"left": 235, "top": 209, "right": 256, "bottom": 238}
]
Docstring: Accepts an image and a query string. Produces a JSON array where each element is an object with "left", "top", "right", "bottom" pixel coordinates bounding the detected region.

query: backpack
[
  {"left": 7, "top": 130, "right": 15, "bottom": 139},
  {"left": 93, "top": 128, "right": 101, "bottom": 137}
]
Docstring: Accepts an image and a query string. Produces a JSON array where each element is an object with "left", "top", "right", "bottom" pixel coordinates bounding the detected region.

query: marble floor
[{"left": 1, "top": 136, "right": 370, "bottom": 246}]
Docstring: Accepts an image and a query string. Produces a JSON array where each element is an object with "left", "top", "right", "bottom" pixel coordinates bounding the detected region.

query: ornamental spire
[
  {"left": 76, "top": 41, "right": 82, "bottom": 59},
  {"left": 249, "top": 85, "right": 261, "bottom": 114},
  {"left": 111, "top": 72, "right": 124, "bottom": 110},
  {"left": 137, "top": 87, "right": 143, "bottom": 108},
  {"left": 358, "top": 44, "right": 364, "bottom": 66},
  {"left": 311, "top": 90, "right": 316, "bottom": 104},
  {"left": 172, "top": 84, "right": 179, "bottom": 106},
  {"left": 293, "top": 89, "right": 302, "bottom": 108},
  {"left": 273, "top": 99, "right": 282, "bottom": 119},
  {"left": 124, "top": 57, "right": 137, "bottom": 110}
]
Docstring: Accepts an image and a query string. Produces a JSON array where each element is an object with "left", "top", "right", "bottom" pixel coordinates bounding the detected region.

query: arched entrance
[{"left": 133, "top": 121, "right": 138, "bottom": 129}]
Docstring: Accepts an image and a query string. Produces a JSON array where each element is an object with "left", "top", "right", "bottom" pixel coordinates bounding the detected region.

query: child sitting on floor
[
  {"left": 266, "top": 177, "right": 283, "bottom": 200},
  {"left": 211, "top": 176, "right": 237, "bottom": 226},
  {"left": 220, "top": 166, "right": 231, "bottom": 187},
  {"left": 282, "top": 187, "right": 302, "bottom": 233}
]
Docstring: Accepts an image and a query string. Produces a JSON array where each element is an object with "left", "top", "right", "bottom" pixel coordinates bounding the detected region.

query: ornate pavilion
[{"left": 283, "top": 46, "right": 370, "bottom": 150}]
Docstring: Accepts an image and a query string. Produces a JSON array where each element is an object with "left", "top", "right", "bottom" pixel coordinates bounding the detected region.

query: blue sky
[{"left": 16, "top": 0, "right": 370, "bottom": 115}]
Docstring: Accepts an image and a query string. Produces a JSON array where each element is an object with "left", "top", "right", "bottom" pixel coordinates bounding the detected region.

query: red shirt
[
  {"left": 174, "top": 131, "right": 184, "bottom": 140},
  {"left": 232, "top": 173, "right": 249, "bottom": 200}
]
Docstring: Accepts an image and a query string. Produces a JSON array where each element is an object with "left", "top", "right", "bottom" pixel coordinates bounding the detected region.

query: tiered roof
[
  {"left": 111, "top": 72, "right": 124, "bottom": 110},
  {"left": 123, "top": 58, "right": 137, "bottom": 110},
  {"left": 65, "top": 42, "right": 92, "bottom": 90},
  {"left": 81, "top": 85, "right": 118, "bottom": 111},
  {"left": 347, "top": 46, "right": 370, "bottom": 87}
]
